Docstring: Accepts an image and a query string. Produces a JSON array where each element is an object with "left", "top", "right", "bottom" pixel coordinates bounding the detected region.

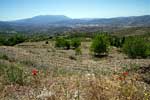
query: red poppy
[
  {"left": 117, "top": 77, "right": 124, "bottom": 81},
  {"left": 32, "top": 69, "right": 38, "bottom": 76},
  {"left": 122, "top": 72, "right": 128, "bottom": 76}
]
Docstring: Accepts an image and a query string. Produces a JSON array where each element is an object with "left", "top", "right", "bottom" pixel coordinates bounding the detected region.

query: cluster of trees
[
  {"left": 0, "top": 33, "right": 53, "bottom": 46},
  {"left": 0, "top": 32, "right": 149, "bottom": 59},
  {"left": 55, "top": 37, "right": 81, "bottom": 50},
  {"left": 0, "top": 34, "right": 26, "bottom": 46},
  {"left": 123, "top": 36, "right": 150, "bottom": 58},
  {"left": 90, "top": 33, "right": 150, "bottom": 58},
  {"left": 55, "top": 33, "right": 150, "bottom": 58}
]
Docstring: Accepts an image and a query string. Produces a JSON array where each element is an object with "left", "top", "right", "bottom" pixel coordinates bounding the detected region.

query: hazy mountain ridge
[
  {"left": 87, "top": 15, "right": 150, "bottom": 27},
  {"left": 0, "top": 15, "right": 150, "bottom": 34},
  {"left": 12, "top": 15, "right": 71, "bottom": 25}
]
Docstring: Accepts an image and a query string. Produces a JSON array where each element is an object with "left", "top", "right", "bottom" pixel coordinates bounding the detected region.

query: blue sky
[{"left": 0, "top": 0, "right": 150, "bottom": 21}]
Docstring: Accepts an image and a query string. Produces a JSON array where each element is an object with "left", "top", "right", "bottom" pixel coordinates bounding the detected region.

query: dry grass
[{"left": 0, "top": 41, "right": 150, "bottom": 100}]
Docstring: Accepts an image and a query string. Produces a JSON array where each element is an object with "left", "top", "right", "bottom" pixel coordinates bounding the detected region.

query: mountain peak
[
  {"left": 32, "top": 15, "right": 70, "bottom": 19},
  {"left": 14, "top": 15, "right": 71, "bottom": 24}
]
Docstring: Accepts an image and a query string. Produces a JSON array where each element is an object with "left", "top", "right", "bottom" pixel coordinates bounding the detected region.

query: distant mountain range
[{"left": 0, "top": 15, "right": 150, "bottom": 34}]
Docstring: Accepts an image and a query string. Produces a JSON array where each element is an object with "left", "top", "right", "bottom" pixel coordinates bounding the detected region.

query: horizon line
[{"left": 1, "top": 14, "right": 150, "bottom": 22}]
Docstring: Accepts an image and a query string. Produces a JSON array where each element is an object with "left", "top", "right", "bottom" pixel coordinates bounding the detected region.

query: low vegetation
[
  {"left": 0, "top": 34, "right": 26, "bottom": 46},
  {"left": 90, "top": 34, "right": 110, "bottom": 56},
  {"left": 110, "top": 36, "right": 125, "bottom": 48},
  {"left": 71, "top": 38, "right": 81, "bottom": 49},
  {"left": 55, "top": 37, "right": 71, "bottom": 49},
  {"left": 123, "top": 36, "right": 149, "bottom": 58},
  {"left": 55, "top": 37, "right": 81, "bottom": 50},
  {"left": 0, "top": 31, "right": 150, "bottom": 99}
]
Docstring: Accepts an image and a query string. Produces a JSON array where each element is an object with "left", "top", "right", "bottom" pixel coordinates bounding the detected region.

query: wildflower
[
  {"left": 32, "top": 69, "right": 38, "bottom": 76},
  {"left": 122, "top": 72, "right": 128, "bottom": 76},
  {"left": 117, "top": 77, "right": 124, "bottom": 81}
]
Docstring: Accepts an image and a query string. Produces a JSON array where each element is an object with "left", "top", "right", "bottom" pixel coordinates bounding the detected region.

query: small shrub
[
  {"left": 75, "top": 47, "right": 82, "bottom": 55},
  {"left": 123, "top": 37, "right": 148, "bottom": 58},
  {"left": 90, "top": 34, "right": 110, "bottom": 56},
  {"left": 55, "top": 37, "right": 71, "bottom": 49},
  {"left": 110, "top": 36, "right": 125, "bottom": 48},
  {"left": 71, "top": 38, "right": 81, "bottom": 49},
  {"left": 64, "top": 40, "right": 71, "bottom": 49},
  {"left": 0, "top": 37, "right": 5, "bottom": 46},
  {"left": 6, "top": 65, "right": 24, "bottom": 85},
  {"left": 55, "top": 37, "right": 64, "bottom": 47}
]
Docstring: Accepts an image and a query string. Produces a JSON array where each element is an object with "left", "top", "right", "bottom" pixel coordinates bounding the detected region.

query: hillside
[{"left": 0, "top": 40, "right": 150, "bottom": 99}]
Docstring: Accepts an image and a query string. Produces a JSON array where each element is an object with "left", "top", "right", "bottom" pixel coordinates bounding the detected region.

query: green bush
[
  {"left": 110, "top": 36, "right": 125, "bottom": 48},
  {"left": 123, "top": 37, "right": 148, "bottom": 58},
  {"left": 71, "top": 38, "right": 81, "bottom": 49},
  {"left": 146, "top": 43, "right": 150, "bottom": 57},
  {"left": 55, "top": 37, "right": 71, "bottom": 49},
  {"left": 0, "top": 37, "right": 5, "bottom": 46},
  {"left": 1, "top": 34, "right": 26, "bottom": 46},
  {"left": 55, "top": 37, "right": 81, "bottom": 50},
  {"left": 64, "top": 40, "right": 71, "bottom": 49},
  {"left": 90, "top": 34, "right": 110, "bottom": 56},
  {"left": 55, "top": 37, "right": 64, "bottom": 48}
]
